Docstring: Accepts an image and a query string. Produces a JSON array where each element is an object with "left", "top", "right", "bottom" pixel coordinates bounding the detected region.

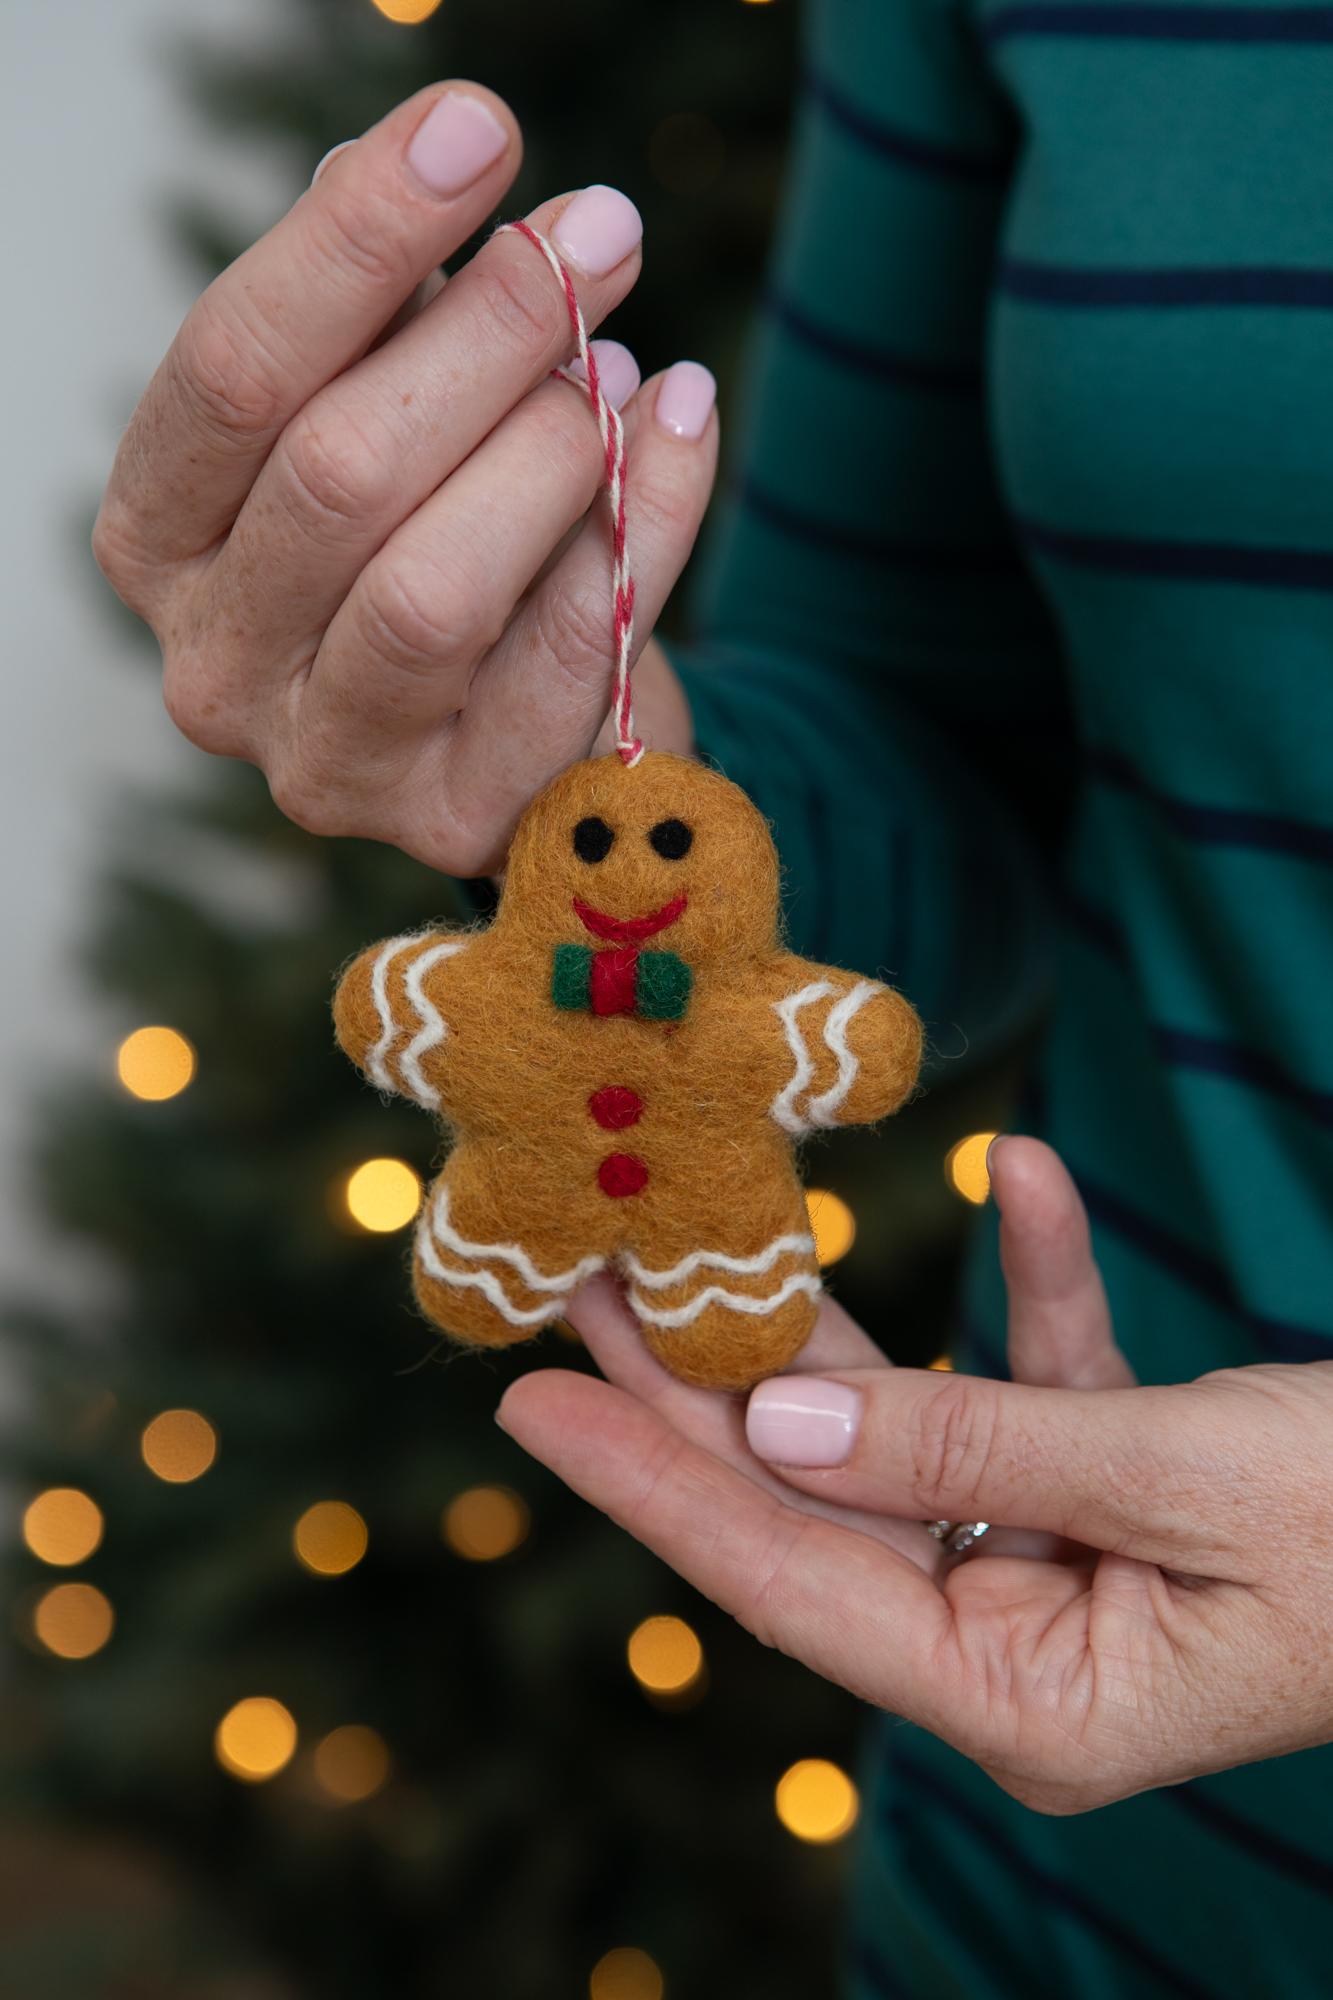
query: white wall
[{"left": 1, "top": 0, "right": 287, "bottom": 1293}]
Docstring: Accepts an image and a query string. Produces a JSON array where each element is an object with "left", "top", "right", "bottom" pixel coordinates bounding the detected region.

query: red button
[
  {"left": 598, "top": 1153, "right": 648, "bottom": 1198},
  {"left": 588, "top": 1085, "right": 644, "bottom": 1131}
]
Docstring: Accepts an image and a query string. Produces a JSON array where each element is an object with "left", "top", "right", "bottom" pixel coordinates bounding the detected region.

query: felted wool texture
[{"left": 333, "top": 752, "right": 924, "bottom": 1392}]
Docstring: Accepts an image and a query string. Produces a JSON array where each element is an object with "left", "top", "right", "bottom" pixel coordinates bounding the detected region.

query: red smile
[{"left": 572, "top": 893, "right": 687, "bottom": 944}]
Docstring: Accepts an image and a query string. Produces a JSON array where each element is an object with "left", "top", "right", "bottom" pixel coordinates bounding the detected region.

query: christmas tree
[{"left": 2, "top": 3, "right": 1011, "bottom": 1994}]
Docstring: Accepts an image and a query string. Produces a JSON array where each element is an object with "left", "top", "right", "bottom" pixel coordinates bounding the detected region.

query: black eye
[
  {"left": 573, "top": 816, "right": 615, "bottom": 863},
  {"left": 648, "top": 818, "right": 693, "bottom": 860}
]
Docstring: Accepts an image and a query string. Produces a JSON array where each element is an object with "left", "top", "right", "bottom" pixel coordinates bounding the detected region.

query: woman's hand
[
  {"left": 93, "top": 83, "right": 709, "bottom": 875},
  {"left": 497, "top": 1139, "right": 1333, "bottom": 1815}
]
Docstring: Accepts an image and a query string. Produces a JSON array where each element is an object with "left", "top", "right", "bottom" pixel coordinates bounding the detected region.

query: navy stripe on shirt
[
  {"left": 985, "top": 4, "right": 1333, "bottom": 44},
  {"left": 1165, "top": 1784, "right": 1333, "bottom": 1900},
  {"left": 1000, "top": 258, "right": 1333, "bottom": 308},
  {"left": 1019, "top": 515, "right": 1333, "bottom": 593},
  {"left": 766, "top": 288, "right": 985, "bottom": 393},
  {"left": 1059, "top": 889, "right": 1333, "bottom": 1129},
  {"left": 1074, "top": 1166, "right": 1332, "bottom": 1360},
  {"left": 738, "top": 475, "right": 1017, "bottom": 570},
  {"left": 884, "top": 1746, "right": 1217, "bottom": 2000},
  {"left": 803, "top": 66, "right": 1010, "bottom": 183},
  {"left": 1088, "top": 746, "right": 1333, "bottom": 864}
]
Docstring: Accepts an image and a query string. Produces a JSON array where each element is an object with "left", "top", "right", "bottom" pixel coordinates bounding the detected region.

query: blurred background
[{"left": 2, "top": 2, "right": 1013, "bottom": 1994}]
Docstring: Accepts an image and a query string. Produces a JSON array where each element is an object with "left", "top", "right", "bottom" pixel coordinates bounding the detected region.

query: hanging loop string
[{"left": 495, "top": 220, "right": 643, "bottom": 769}]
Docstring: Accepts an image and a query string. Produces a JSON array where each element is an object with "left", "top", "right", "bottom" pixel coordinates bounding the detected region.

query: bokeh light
[
  {"left": 215, "top": 1697, "right": 298, "bottom": 1783},
  {"left": 313, "top": 1724, "right": 392, "bottom": 1804},
  {"left": 928, "top": 1355, "right": 956, "bottom": 1372},
  {"left": 442, "top": 1486, "right": 530, "bottom": 1562},
  {"left": 589, "top": 1946, "right": 665, "bottom": 2000},
  {"left": 22, "top": 1488, "right": 104, "bottom": 1566},
  {"left": 294, "top": 1500, "right": 368, "bottom": 1576},
  {"left": 33, "top": 1582, "right": 114, "bottom": 1659},
  {"left": 368, "top": 0, "right": 444, "bottom": 21},
  {"left": 774, "top": 1758, "right": 860, "bottom": 1843},
  {"left": 647, "top": 112, "right": 725, "bottom": 196},
  {"left": 627, "top": 1615, "right": 704, "bottom": 1697},
  {"left": 116, "top": 1025, "right": 195, "bottom": 1101},
  {"left": 141, "top": 1408, "right": 218, "bottom": 1483},
  {"left": 945, "top": 1131, "right": 998, "bottom": 1205},
  {"left": 804, "top": 1187, "right": 856, "bottom": 1266},
  {"left": 344, "top": 1157, "right": 422, "bottom": 1232}
]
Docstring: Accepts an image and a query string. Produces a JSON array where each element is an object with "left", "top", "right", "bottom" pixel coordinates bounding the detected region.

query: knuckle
[
  {"left": 627, "top": 457, "right": 706, "bottom": 545},
  {"left": 278, "top": 405, "right": 387, "bottom": 530},
  {"left": 469, "top": 253, "right": 559, "bottom": 362},
  {"left": 91, "top": 497, "right": 157, "bottom": 612},
  {"left": 306, "top": 186, "right": 419, "bottom": 296},
  {"left": 161, "top": 655, "right": 244, "bottom": 757},
  {"left": 908, "top": 1377, "right": 999, "bottom": 1517},
  {"left": 174, "top": 301, "right": 288, "bottom": 446},
  {"left": 358, "top": 558, "right": 472, "bottom": 675},
  {"left": 267, "top": 757, "right": 348, "bottom": 839},
  {"left": 531, "top": 576, "right": 610, "bottom": 669}
]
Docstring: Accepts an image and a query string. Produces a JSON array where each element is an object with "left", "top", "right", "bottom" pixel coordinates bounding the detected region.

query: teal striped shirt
[{"left": 669, "top": 0, "right": 1333, "bottom": 1991}]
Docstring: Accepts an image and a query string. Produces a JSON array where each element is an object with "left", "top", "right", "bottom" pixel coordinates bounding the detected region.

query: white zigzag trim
[
  {"left": 430, "top": 1184, "right": 605, "bottom": 1294},
  {"left": 368, "top": 933, "right": 422, "bottom": 1093},
  {"left": 630, "top": 1270, "right": 823, "bottom": 1330},
  {"left": 769, "top": 981, "right": 835, "bottom": 1134},
  {"left": 622, "top": 1231, "right": 816, "bottom": 1291},
  {"left": 400, "top": 939, "right": 468, "bottom": 1109},
  {"left": 416, "top": 1215, "right": 569, "bottom": 1328},
  {"left": 804, "top": 979, "right": 881, "bottom": 1126}
]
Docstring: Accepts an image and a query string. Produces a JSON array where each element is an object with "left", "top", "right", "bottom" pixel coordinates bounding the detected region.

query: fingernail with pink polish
[
  {"left": 552, "top": 185, "right": 643, "bottom": 279},
  {"left": 655, "top": 360, "right": 716, "bottom": 441},
  {"left": 311, "top": 140, "right": 355, "bottom": 188},
  {"left": 407, "top": 91, "right": 508, "bottom": 197},
  {"left": 568, "top": 339, "right": 640, "bottom": 411},
  {"left": 746, "top": 1377, "right": 862, "bottom": 1468}
]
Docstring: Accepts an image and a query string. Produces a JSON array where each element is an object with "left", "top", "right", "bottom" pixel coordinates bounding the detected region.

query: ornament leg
[
  {"left": 622, "top": 1187, "right": 821, "bottom": 1392},
  {"left": 412, "top": 1162, "right": 605, "bottom": 1351}
]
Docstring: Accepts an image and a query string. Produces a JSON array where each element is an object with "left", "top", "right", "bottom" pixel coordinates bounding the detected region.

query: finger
[
  {"left": 496, "top": 1366, "right": 949, "bottom": 1715},
  {"left": 298, "top": 340, "right": 642, "bottom": 773},
  {"left": 567, "top": 1275, "right": 887, "bottom": 1468},
  {"left": 96, "top": 84, "right": 522, "bottom": 578},
  {"left": 744, "top": 1364, "right": 1239, "bottom": 1569},
  {"left": 443, "top": 361, "right": 719, "bottom": 868},
  {"left": 204, "top": 184, "right": 643, "bottom": 685},
  {"left": 992, "top": 1137, "right": 1136, "bottom": 1390}
]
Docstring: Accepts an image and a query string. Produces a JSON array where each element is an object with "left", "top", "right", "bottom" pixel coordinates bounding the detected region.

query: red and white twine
[{"left": 498, "top": 219, "right": 643, "bottom": 769}]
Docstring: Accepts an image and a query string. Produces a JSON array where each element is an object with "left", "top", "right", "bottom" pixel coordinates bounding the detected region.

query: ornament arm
[{"left": 333, "top": 927, "right": 478, "bottom": 1113}]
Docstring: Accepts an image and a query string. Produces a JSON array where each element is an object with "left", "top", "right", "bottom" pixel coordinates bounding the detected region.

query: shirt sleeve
[{"left": 665, "top": 0, "right": 1070, "bottom": 1064}]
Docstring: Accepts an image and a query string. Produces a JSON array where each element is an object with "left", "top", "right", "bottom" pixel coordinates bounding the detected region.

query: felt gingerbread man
[{"left": 334, "top": 750, "right": 923, "bottom": 1391}]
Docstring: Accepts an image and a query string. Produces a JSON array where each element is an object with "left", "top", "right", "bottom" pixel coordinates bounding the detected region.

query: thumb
[
  {"left": 990, "top": 1136, "right": 1136, "bottom": 1389},
  {"left": 744, "top": 1364, "right": 1221, "bottom": 1568}
]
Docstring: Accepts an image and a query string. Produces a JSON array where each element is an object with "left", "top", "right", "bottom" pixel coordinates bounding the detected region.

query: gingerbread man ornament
[{"left": 334, "top": 750, "right": 922, "bottom": 1391}]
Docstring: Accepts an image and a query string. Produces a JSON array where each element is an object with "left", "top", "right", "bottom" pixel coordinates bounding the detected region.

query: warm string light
[
  {"left": 945, "top": 1130, "right": 998, "bottom": 1205},
  {"left": 627, "top": 1615, "right": 704, "bottom": 1699},
  {"left": 22, "top": 1488, "right": 104, "bottom": 1566},
  {"left": 774, "top": 1758, "right": 859, "bottom": 1843},
  {"left": 141, "top": 1408, "right": 217, "bottom": 1483},
  {"left": 116, "top": 1025, "right": 195, "bottom": 1101},
  {"left": 344, "top": 1157, "right": 422, "bottom": 1232},
  {"left": 215, "top": 1697, "right": 298, "bottom": 1782},
  {"left": 589, "top": 1947, "right": 665, "bottom": 2000},
  {"left": 368, "top": 0, "right": 444, "bottom": 21},
  {"left": 294, "top": 1500, "right": 368, "bottom": 1576},
  {"left": 804, "top": 1187, "right": 856, "bottom": 1266},
  {"left": 441, "top": 1486, "right": 530, "bottom": 1562},
  {"left": 313, "top": 1724, "right": 392, "bottom": 1804},
  {"left": 33, "top": 1582, "right": 114, "bottom": 1659}
]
